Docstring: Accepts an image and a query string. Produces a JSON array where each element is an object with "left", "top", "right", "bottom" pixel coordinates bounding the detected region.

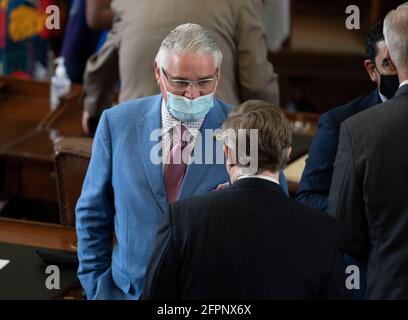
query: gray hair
[
  {"left": 384, "top": 4, "right": 408, "bottom": 69},
  {"left": 155, "top": 23, "right": 223, "bottom": 69}
]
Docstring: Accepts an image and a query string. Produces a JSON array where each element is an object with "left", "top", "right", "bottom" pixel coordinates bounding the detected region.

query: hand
[
  {"left": 82, "top": 111, "right": 91, "bottom": 136},
  {"left": 214, "top": 182, "right": 230, "bottom": 191}
]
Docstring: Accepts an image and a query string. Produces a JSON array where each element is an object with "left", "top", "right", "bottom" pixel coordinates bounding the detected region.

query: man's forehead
[{"left": 164, "top": 53, "right": 217, "bottom": 78}]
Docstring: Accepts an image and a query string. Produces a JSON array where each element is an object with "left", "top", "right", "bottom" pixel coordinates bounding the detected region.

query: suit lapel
[
  {"left": 178, "top": 99, "right": 228, "bottom": 199},
  {"left": 138, "top": 95, "right": 167, "bottom": 213}
]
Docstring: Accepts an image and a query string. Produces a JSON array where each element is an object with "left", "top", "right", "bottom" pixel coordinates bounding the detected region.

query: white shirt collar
[
  {"left": 378, "top": 89, "right": 388, "bottom": 103},
  {"left": 399, "top": 79, "right": 408, "bottom": 88},
  {"left": 237, "top": 174, "right": 280, "bottom": 185}
]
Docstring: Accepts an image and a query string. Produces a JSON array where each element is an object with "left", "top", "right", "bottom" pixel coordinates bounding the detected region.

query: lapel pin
[{"left": 215, "top": 133, "right": 223, "bottom": 141}]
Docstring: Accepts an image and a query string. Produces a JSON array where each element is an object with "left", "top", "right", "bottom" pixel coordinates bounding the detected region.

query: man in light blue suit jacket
[{"left": 76, "top": 23, "right": 287, "bottom": 300}]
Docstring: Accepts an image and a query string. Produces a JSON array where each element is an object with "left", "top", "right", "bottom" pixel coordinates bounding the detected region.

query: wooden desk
[
  {"left": 0, "top": 77, "right": 51, "bottom": 150},
  {"left": 285, "top": 154, "right": 308, "bottom": 194},
  {"left": 0, "top": 77, "right": 84, "bottom": 205},
  {"left": 0, "top": 217, "right": 76, "bottom": 251}
]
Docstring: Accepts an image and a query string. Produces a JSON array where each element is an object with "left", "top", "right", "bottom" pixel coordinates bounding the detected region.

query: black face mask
[{"left": 378, "top": 73, "right": 399, "bottom": 99}]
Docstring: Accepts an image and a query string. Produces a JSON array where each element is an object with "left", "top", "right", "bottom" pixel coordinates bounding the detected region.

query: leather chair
[{"left": 54, "top": 137, "right": 92, "bottom": 227}]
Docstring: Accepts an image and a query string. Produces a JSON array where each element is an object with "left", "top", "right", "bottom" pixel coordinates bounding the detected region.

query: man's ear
[
  {"left": 154, "top": 61, "right": 161, "bottom": 85},
  {"left": 224, "top": 144, "right": 236, "bottom": 169},
  {"left": 364, "top": 59, "right": 378, "bottom": 83},
  {"left": 223, "top": 144, "right": 229, "bottom": 162}
]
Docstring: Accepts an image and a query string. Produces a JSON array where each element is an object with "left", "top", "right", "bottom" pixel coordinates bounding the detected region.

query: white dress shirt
[{"left": 378, "top": 90, "right": 388, "bottom": 103}]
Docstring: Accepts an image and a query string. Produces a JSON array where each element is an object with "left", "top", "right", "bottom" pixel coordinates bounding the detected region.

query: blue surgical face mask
[
  {"left": 161, "top": 71, "right": 216, "bottom": 122},
  {"left": 165, "top": 91, "right": 215, "bottom": 122}
]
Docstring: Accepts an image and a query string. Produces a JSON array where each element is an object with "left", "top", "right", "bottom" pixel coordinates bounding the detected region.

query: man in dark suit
[
  {"left": 296, "top": 22, "right": 399, "bottom": 299},
  {"left": 297, "top": 21, "right": 398, "bottom": 213},
  {"left": 143, "top": 100, "right": 348, "bottom": 300},
  {"left": 329, "top": 5, "right": 408, "bottom": 299}
]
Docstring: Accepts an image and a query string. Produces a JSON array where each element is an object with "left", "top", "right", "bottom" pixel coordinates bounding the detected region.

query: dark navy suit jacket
[{"left": 296, "top": 89, "right": 381, "bottom": 212}]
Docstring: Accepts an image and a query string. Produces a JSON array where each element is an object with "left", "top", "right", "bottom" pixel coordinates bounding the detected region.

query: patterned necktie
[{"left": 165, "top": 124, "right": 188, "bottom": 203}]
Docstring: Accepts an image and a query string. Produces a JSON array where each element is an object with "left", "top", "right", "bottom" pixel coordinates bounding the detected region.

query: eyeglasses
[{"left": 161, "top": 68, "right": 218, "bottom": 93}]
